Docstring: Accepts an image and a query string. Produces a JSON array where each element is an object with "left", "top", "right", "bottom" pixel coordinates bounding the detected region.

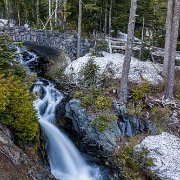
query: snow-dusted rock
[
  {"left": 134, "top": 132, "right": 180, "bottom": 180},
  {"left": 64, "top": 52, "right": 163, "bottom": 85},
  {"left": 0, "top": 19, "right": 14, "bottom": 27}
]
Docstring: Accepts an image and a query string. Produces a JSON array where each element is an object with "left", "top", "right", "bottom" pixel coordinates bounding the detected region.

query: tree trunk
[
  {"left": 17, "top": 4, "right": 21, "bottom": 26},
  {"left": 77, "top": 0, "right": 82, "bottom": 58},
  {"left": 63, "top": 0, "right": 67, "bottom": 29},
  {"left": 119, "top": 0, "right": 137, "bottom": 105},
  {"left": 108, "top": 0, "right": 113, "bottom": 37},
  {"left": 49, "top": 0, "right": 53, "bottom": 30},
  {"left": 36, "top": 0, "right": 40, "bottom": 26},
  {"left": 104, "top": 1, "right": 108, "bottom": 36},
  {"left": 165, "top": 0, "right": 180, "bottom": 101},
  {"left": 5, "top": 0, "right": 9, "bottom": 23},
  {"left": 55, "top": 0, "right": 58, "bottom": 27},
  {"left": 139, "top": 17, "right": 145, "bottom": 60},
  {"left": 163, "top": 0, "right": 173, "bottom": 76}
]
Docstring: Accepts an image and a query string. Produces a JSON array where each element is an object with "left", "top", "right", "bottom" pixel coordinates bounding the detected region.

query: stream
[{"left": 17, "top": 48, "right": 103, "bottom": 180}]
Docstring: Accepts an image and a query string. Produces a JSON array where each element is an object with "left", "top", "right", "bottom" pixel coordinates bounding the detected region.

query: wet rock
[
  {"left": 0, "top": 123, "right": 54, "bottom": 179},
  {"left": 134, "top": 132, "right": 180, "bottom": 180},
  {"left": 65, "top": 99, "right": 122, "bottom": 156},
  {"left": 115, "top": 103, "right": 157, "bottom": 137},
  {"left": 65, "top": 99, "right": 158, "bottom": 157}
]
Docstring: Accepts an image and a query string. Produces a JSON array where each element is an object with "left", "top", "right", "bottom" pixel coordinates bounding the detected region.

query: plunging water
[{"left": 18, "top": 49, "right": 101, "bottom": 180}]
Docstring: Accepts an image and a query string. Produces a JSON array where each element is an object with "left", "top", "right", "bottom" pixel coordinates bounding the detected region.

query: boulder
[
  {"left": 65, "top": 99, "right": 122, "bottom": 156},
  {"left": 64, "top": 52, "right": 164, "bottom": 85},
  {"left": 134, "top": 132, "right": 180, "bottom": 180},
  {"left": 64, "top": 99, "right": 157, "bottom": 157}
]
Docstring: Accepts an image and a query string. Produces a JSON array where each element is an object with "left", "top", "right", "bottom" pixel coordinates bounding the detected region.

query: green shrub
[
  {"left": 117, "top": 138, "right": 155, "bottom": 179},
  {"left": 0, "top": 74, "right": 39, "bottom": 143},
  {"left": 91, "top": 114, "right": 117, "bottom": 132},
  {"left": 131, "top": 81, "right": 149, "bottom": 102},
  {"left": 95, "top": 96, "right": 112, "bottom": 110},
  {"left": 127, "top": 102, "right": 143, "bottom": 118},
  {"left": 95, "top": 40, "right": 108, "bottom": 53},
  {"left": 141, "top": 48, "right": 150, "bottom": 61},
  {"left": 82, "top": 58, "right": 99, "bottom": 84},
  {"left": 150, "top": 106, "right": 171, "bottom": 132},
  {"left": 73, "top": 87, "right": 101, "bottom": 108},
  {"left": 0, "top": 36, "right": 39, "bottom": 143},
  {"left": 73, "top": 90, "right": 84, "bottom": 99}
]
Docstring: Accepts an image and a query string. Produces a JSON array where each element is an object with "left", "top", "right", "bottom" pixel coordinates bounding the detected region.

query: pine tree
[
  {"left": 77, "top": 0, "right": 82, "bottom": 58},
  {"left": 119, "top": 0, "right": 137, "bottom": 105},
  {"left": 164, "top": 0, "right": 180, "bottom": 101}
]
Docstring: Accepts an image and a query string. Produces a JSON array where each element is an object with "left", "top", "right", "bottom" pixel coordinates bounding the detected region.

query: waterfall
[
  {"left": 18, "top": 49, "right": 101, "bottom": 180},
  {"left": 33, "top": 80, "right": 93, "bottom": 180}
]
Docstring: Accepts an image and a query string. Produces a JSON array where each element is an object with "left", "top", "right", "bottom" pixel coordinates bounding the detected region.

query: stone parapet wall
[{"left": 0, "top": 26, "right": 94, "bottom": 60}]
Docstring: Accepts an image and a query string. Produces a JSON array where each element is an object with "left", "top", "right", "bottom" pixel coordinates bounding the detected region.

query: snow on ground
[
  {"left": 134, "top": 132, "right": 180, "bottom": 180},
  {"left": 0, "top": 19, "right": 14, "bottom": 27},
  {"left": 64, "top": 52, "right": 163, "bottom": 85},
  {"left": 0, "top": 19, "right": 8, "bottom": 27}
]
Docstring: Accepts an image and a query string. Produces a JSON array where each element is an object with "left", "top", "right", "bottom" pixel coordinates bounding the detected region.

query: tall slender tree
[
  {"left": 55, "top": 0, "right": 58, "bottom": 27},
  {"left": 163, "top": 0, "right": 173, "bottom": 76},
  {"left": 108, "top": 0, "right": 113, "bottom": 37},
  {"left": 77, "top": 0, "right": 82, "bottom": 58},
  {"left": 36, "top": 0, "right": 39, "bottom": 26},
  {"left": 164, "top": 0, "right": 180, "bottom": 101},
  {"left": 119, "top": 0, "right": 137, "bottom": 105},
  {"left": 49, "top": 0, "right": 53, "bottom": 30}
]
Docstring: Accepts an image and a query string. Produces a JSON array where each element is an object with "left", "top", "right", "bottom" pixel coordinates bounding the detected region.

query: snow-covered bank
[
  {"left": 134, "top": 132, "right": 180, "bottom": 180},
  {"left": 64, "top": 52, "right": 163, "bottom": 85},
  {"left": 0, "top": 19, "right": 14, "bottom": 27}
]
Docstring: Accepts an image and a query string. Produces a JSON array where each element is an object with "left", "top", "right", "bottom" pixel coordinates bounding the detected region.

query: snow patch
[
  {"left": 135, "top": 132, "right": 180, "bottom": 180},
  {"left": 0, "top": 19, "right": 14, "bottom": 27},
  {"left": 64, "top": 52, "right": 163, "bottom": 85}
]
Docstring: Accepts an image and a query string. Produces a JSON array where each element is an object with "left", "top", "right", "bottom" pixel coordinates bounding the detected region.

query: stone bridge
[{"left": 0, "top": 26, "right": 94, "bottom": 60}]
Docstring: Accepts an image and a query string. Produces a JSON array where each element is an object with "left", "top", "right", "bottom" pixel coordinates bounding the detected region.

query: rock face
[
  {"left": 65, "top": 99, "right": 121, "bottom": 156},
  {"left": 134, "top": 132, "right": 180, "bottom": 180},
  {"left": 64, "top": 99, "right": 157, "bottom": 157},
  {"left": 0, "top": 124, "right": 54, "bottom": 180}
]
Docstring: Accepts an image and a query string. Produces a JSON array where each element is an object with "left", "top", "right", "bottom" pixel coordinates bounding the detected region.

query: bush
[
  {"left": 127, "top": 102, "right": 143, "bottom": 118},
  {"left": 91, "top": 114, "right": 117, "bottom": 132},
  {"left": 150, "top": 106, "right": 171, "bottom": 132},
  {"left": 0, "top": 36, "right": 39, "bottom": 143},
  {"left": 95, "top": 95, "right": 112, "bottom": 110},
  {"left": 117, "top": 137, "right": 155, "bottom": 179},
  {"left": 0, "top": 74, "right": 39, "bottom": 143},
  {"left": 131, "top": 81, "right": 149, "bottom": 102},
  {"left": 81, "top": 58, "right": 99, "bottom": 85}
]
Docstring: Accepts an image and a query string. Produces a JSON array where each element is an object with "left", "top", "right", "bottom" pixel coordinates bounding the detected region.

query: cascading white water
[
  {"left": 18, "top": 49, "right": 101, "bottom": 180},
  {"left": 33, "top": 80, "right": 93, "bottom": 180}
]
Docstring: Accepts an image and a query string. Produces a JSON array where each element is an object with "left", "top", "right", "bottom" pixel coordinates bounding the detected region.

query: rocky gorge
[
  {"left": 27, "top": 40, "right": 180, "bottom": 179},
  {"left": 0, "top": 40, "right": 179, "bottom": 180}
]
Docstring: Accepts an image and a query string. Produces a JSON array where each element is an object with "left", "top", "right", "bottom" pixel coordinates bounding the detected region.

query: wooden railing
[
  {"left": 105, "top": 36, "right": 141, "bottom": 53},
  {"left": 105, "top": 37, "right": 180, "bottom": 64}
]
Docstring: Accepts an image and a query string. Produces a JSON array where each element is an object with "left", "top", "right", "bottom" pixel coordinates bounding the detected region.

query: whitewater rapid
[{"left": 18, "top": 49, "right": 101, "bottom": 180}]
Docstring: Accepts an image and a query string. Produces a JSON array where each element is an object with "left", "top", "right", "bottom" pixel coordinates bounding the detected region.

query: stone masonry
[{"left": 0, "top": 26, "right": 94, "bottom": 60}]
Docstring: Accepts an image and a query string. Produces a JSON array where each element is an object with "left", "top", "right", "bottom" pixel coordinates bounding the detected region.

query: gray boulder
[
  {"left": 134, "top": 132, "right": 180, "bottom": 180},
  {"left": 65, "top": 99, "right": 122, "bottom": 156}
]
